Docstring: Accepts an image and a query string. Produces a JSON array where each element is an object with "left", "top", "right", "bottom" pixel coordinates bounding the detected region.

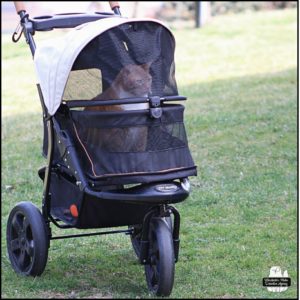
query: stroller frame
[{"left": 7, "top": 3, "right": 196, "bottom": 297}]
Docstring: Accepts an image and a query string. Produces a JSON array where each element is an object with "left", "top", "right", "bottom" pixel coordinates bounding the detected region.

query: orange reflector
[{"left": 70, "top": 204, "right": 78, "bottom": 218}]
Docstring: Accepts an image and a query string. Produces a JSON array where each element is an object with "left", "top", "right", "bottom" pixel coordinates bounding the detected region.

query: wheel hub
[{"left": 20, "top": 237, "right": 26, "bottom": 248}]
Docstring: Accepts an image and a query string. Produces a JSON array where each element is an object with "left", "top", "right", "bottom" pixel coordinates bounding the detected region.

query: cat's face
[{"left": 121, "top": 63, "right": 152, "bottom": 96}]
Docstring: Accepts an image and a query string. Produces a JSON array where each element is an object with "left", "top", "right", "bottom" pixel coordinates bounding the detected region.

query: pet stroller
[{"left": 6, "top": 2, "right": 197, "bottom": 296}]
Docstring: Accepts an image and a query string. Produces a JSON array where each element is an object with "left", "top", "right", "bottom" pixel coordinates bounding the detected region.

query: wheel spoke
[
  {"left": 12, "top": 215, "right": 22, "bottom": 234},
  {"left": 26, "top": 240, "right": 34, "bottom": 257},
  {"left": 23, "top": 217, "right": 30, "bottom": 231},
  {"left": 19, "top": 250, "right": 32, "bottom": 270},
  {"left": 18, "top": 251, "right": 26, "bottom": 269},
  {"left": 151, "top": 267, "right": 158, "bottom": 286},
  {"left": 10, "top": 238, "right": 21, "bottom": 252},
  {"left": 154, "top": 260, "right": 160, "bottom": 279}
]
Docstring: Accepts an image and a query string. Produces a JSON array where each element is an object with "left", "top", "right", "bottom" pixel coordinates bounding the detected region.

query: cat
[
  {"left": 84, "top": 63, "right": 152, "bottom": 153},
  {"left": 86, "top": 62, "right": 152, "bottom": 111}
]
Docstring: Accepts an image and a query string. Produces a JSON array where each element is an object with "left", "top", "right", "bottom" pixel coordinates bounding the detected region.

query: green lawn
[{"left": 2, "top": 8, "right": 298, "bottom": 298}]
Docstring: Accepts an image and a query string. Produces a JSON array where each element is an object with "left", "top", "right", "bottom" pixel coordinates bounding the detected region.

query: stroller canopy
[{"left": 34, "top": 17, "right": 178, "bottom": 116}]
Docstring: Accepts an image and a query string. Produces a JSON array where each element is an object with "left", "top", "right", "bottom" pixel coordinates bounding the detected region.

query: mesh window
[
  {"left": 63, "top": 21, "right": 178, "bottom": 101},
  {"left": 77, "top": 123, "right": 187, "bottom": 153},
  {"left": 63, "top": 68, "right": 102, "bottom": 101}
]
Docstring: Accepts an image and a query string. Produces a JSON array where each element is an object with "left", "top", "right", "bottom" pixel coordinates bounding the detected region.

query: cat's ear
[{"left": 141, "top": 61, "right": 152, "bottom": 71}]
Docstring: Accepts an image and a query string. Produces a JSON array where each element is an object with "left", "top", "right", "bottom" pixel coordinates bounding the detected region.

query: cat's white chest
[
  {"left": 119, "top": 89, "right": 149, "bottom": 110},
  {"left": 121, "top": 103, "right": 149, "bottom": 110}
]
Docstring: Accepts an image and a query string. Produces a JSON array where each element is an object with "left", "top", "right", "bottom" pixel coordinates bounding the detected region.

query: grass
[{"left": 2, "top": 8, "right": 298, "bottom": 299}]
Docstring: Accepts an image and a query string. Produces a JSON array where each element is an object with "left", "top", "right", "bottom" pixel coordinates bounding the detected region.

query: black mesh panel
[
  {"left": 63, "top": 21, "right": 178, "bottom": 101},
  {"left": 63, "top": 105, "right": 196, "bottom": 184}
]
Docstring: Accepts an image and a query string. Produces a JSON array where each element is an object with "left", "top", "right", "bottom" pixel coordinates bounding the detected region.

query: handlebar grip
[
  {"left": 109, "top": 1, "right": 120, "bottom": 10},
  {"left": 14, "top": 1, "right": 26, "bottom": 14}
]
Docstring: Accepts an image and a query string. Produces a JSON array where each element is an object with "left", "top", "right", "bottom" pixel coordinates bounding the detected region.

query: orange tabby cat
[
  {"left": 85, "top": 63, "right": 152, "bottom": 152},
  {"left": 86, "top": 63, "right": 152, "bottom": 111}
]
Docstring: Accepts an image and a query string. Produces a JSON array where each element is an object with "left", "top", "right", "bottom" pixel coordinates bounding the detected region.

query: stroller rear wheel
[
  {"left": 145, "top": 217, "right": 175, "bottom": 297},
  {"left": 6, "top": 202, "right": 49, "bottom": 276}
]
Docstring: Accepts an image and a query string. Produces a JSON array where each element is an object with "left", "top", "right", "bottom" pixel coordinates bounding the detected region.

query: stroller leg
[
  {"left": 41, "top": 118, "right": 55, "bottom": 222},
  {"left": 167, "top": 205, "right": 181, "bottom": 262},
  {"left": 139, "top": 207, "right": 158, "bottom": 264}
]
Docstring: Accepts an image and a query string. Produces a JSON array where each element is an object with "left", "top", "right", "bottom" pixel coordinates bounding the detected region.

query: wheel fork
[{"left": 139, "top": 205, "right": 181, "bottom": 264}]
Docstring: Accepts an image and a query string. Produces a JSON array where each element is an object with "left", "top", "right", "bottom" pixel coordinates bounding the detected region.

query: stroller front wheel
[
  {"left": 6, "top": 201, "right": 49, "bottom": 276},
  {"left": 145, "top": 217, "right": 175, "bottom": 297},
  {"left": 129, "top": 216, "right": 172, "bottom": 259}
]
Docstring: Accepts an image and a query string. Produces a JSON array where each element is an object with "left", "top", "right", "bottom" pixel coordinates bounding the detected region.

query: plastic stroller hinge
[{"left": 149, "top": 96, "right": 162, "bottom": 118}]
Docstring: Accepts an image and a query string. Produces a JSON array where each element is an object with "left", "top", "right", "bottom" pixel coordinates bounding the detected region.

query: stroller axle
[{"left": 50, "top": 227, "right": 134, "bottom": 240}]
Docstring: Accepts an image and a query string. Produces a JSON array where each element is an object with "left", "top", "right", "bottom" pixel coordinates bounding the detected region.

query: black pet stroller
[{"left": 7, "top": 2, "right": 197, "bottom": 296}]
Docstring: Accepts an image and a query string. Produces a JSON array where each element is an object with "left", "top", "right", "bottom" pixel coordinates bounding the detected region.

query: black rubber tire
[
  {"left": 145, "top": 217, "right": 175, "bottom": 297},
  {"left": 6, "top": 202, "right": 49, "bottom": 276},
  {"left": 165, "top": 216, "right": 173, "bottom": 232},
  {"left": 130, "top": 216, "right": 172, "bottom": 259}
]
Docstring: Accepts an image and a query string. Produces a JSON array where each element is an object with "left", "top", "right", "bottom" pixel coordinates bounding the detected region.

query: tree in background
[{"left": 156, "top": 1, "right": 297, "bottom": 20}]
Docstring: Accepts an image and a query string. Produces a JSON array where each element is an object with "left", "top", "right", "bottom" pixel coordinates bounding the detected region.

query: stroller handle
[
  {"left": 14, "top": 1, "right": 26, "bottom": 14},
  {"left": 109, "top": 1, "right": 120, "bottom": 9},
  {"left": 109, "top": 1, "right": 121, "bottom": 15}
]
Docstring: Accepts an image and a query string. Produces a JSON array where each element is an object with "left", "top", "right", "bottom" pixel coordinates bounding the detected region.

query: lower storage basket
[{"left": 48, "top": 169, "right": 153, "bottom": 229}]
